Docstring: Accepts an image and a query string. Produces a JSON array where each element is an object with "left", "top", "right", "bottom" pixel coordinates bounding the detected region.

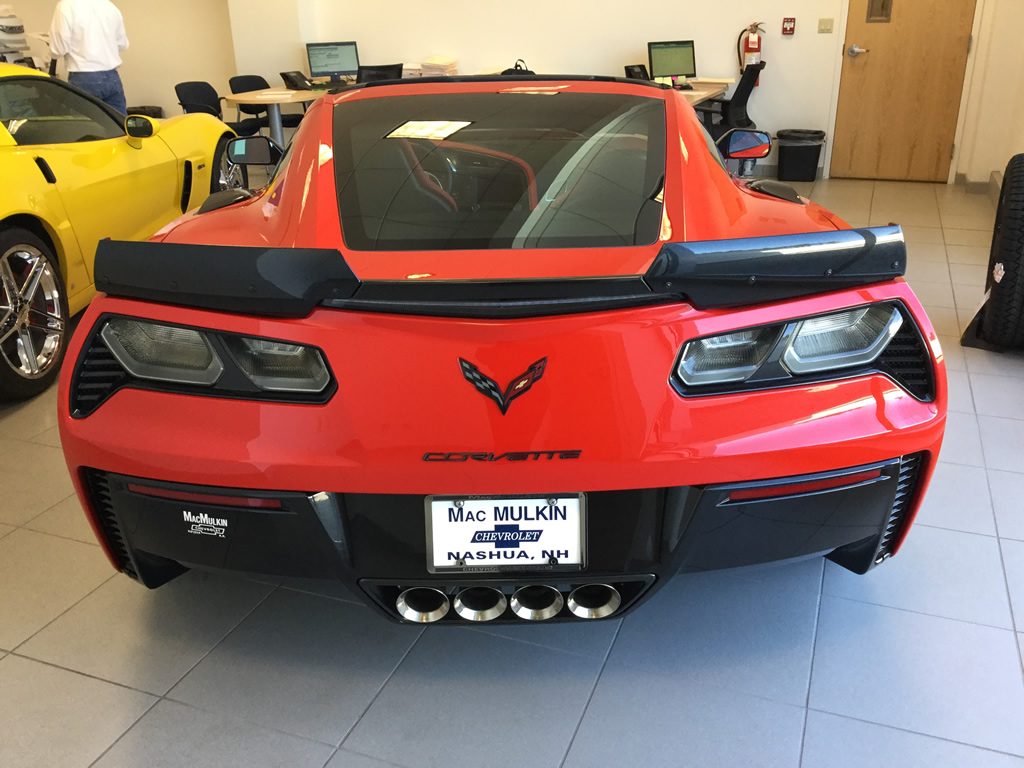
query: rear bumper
[{"left": 80, "top": 454, "right": 927, "bottom": 623}]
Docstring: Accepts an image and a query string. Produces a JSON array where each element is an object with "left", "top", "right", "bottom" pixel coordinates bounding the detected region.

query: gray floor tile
[
  {"left": 922, "top": 306, "right": 961, "bottom": 337},
  {"left": 905, "top": 259, "right": 951, "bottom": 284},
  {"left": 279, "top": 576, "right": 363, "bottom": 605},
  {"left": 169, "top": 589, "right": 420, "bottom": 745},
  {"left": 823, "top": 525, "right": 1012, "bottom": 628},
  {"left": 902, "top": 225, "right": 945, "bottom": 246},
  {"left": 345, "top": 629, "right": 603, "bottom": 768},
  {"left": 978, "top": 415, "right": 1024, "bottom": 472},
  {"left": 20, "top": 571, "right": 274, "bottom": 694},
  {"left": 954, "top": 281, "right": 987, "bottom": 311},
  {"left": 942, "top": 212, "right": 995, "bottom": 231},
  {"left": 0, "top": 655, "right": 155, "bottom": 768},
  {"left": 326, "top": 751, "right": 405, "bottom": 768},
  {"left": 990, "top": 470, "right": 1024, "bottom": 541},
  {"left": 911, "top": 280, "right": 956, "bottom": 309},
  {"left": 938, "top": 335, "right": 966, "bottom": 371},
  {"left": 93, "top": 699, "right": 333, "bottom": 768},
  {"left": 906, "top": 241, "right": 949, "bottom": 262},
  {"left": 563, "top": 664, "right": 804, "bottom": 768},
  {"left": 30, "top": 425, "right": 61, "bottom": 448},
  {"left": 810, "top": 597, "right": 1024, "bottom": 755},
  {"left": 1001, "top": 538, "right": 1024, "bottom": 627},
  {"left": 915, "top": 462, "right": 995, "bottom": 536},
  {"left": 938, "top": 411, "right": 984, "bottom": 467},
  {"left": 23, "top": 493, "right": 96, "bottom": 544},
  {"left": 0, "top": 522, "right": 13, "bottom": 539},
  {"left": 0, "top": 528, "right": 112, "bottom": 649},
  {"left": 965, "top": 346, "right": 1024, "bottom": 378},
  {"left": 802, "top": 710, "right": 1024, "bottom": 768},
  {"left": 945, "top": 368, "right": 975, "bottom": 413},
  {"left": 606, "top": 558, "right": 822, "bottom": 706},
  {"left": 0, "top": 437, "right": 75, "bottom": 526},
  {"left": 468, "top": 615, "right": 620, "bottom": 659},
  {"left": 970, "top": 373, "right": 1024, "bottom": 421}
]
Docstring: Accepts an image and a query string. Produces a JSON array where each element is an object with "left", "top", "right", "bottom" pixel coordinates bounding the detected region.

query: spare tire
[{"left": 982, "top": 154, "right": 1024, "bottom": 347}]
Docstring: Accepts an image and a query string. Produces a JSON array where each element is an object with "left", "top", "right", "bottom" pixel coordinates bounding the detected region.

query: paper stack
[{"left": 420, "top": 56, "right": 459, "bottom": 77}]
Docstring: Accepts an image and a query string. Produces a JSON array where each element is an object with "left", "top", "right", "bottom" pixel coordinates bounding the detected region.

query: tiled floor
[{"left": 1, "top": 180, "right": 1024, "bottom": 767}]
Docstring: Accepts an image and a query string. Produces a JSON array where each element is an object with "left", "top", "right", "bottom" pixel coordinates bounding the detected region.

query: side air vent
[
  {"left": 877, "top": 313, "right": 934, "bottom": 400},
  {"left": 70, "top": 332, "right": 128, "bottom": 417},
  {"left": 180, "top": 160, "right": 193, "bottom": 213},
  {"left": 83, "top": 469, "right": 139, "bottom": 580},
  {"left": 873, "top": 452, "right": 924, "bottom": 565}
]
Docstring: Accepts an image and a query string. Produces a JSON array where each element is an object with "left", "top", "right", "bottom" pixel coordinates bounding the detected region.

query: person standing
[{"left": 48, "top": 0, "right": 129, "bottom": 114}]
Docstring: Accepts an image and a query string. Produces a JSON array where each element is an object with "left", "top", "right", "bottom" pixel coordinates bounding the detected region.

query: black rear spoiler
[{"left": 94, "top": 226, "right": 905, "bottom": 319}]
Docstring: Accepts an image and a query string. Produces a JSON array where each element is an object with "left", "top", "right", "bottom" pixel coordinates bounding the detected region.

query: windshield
[{"left": 332, "top": 91, "right": 666, "bottom": 251}]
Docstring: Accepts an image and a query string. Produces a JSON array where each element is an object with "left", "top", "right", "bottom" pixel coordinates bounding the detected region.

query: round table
[{"left": 222, "top": 87, "right": 327, "bottom": 146}]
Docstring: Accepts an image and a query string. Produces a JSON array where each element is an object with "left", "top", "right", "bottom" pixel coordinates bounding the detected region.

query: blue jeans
[{"left": 68, "top": 70, "right": 127, "bottom": 115}]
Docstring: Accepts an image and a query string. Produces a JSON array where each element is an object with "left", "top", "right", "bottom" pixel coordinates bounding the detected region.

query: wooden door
[{"left": 831, "top": 0, "right": 976, "bottom": 181}]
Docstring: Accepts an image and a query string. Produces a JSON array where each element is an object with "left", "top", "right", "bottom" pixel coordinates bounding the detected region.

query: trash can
[
  {"left": 127, "top": 105, "right": 164, "bottom": 119},
  {"left": 777, "top": 129, "right": 826, "bottom": 182}
]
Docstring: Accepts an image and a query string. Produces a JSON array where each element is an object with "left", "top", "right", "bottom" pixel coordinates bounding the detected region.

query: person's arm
[{"left": 48, "top": 2, "right": 70, "bottom": 59}]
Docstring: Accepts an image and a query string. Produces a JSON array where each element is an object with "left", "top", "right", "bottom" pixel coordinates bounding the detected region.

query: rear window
[{"left": 332, "top": 91, "right": 666, "bottom": 251}]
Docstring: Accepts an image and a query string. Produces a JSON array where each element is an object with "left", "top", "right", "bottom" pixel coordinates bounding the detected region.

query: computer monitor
[
  {"left": 648, "top": 40, "right": 696, "bottom": 80},
  {"left": 306, "top": 41, "right": 360, "bottom": 84}
]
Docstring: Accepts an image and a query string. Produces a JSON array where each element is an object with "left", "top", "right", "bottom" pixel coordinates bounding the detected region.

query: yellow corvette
[{"left": 0, "top": 63, "right": 233, "bottom": 399}]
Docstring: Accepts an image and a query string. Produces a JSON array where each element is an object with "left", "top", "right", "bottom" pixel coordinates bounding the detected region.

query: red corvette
[{"left": 58, "top": 76, "right": 946, "bottom": 624}]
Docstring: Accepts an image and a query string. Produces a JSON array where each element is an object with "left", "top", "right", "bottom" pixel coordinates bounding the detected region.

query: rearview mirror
[
  {"left": 717, "top": 129, "right": 772, "bottom": 160},
  {"left": 125, "top": 114, "right": 158, "bottom": 139},
  {"left": 226, "top": 136, "right": 284, "bottom": 166}
]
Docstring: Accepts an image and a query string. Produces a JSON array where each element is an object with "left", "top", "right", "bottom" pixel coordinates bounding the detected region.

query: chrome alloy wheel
[{"left": 0, "top": 244, "right": 65, "bottom": 380}]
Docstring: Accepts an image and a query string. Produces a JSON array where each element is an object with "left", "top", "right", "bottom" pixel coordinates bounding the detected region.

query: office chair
[
  {"left": 174, "top": 81, "right": 263, "bottom": 137},
  {"left": 694, "top": 61, "right": 766, "bottom": 140},
  {"left": 357, "top": 63, "right": 403, "bottom": 84},
  {"left": 624, "top": 64, "right": 649, "bottom": 80},
  {"left": 229, "top": 75, "right": 304, "bottom": 128}
]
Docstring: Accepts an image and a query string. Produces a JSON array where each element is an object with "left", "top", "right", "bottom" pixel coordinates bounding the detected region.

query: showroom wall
[
  {"left": 956, "top": 0, "right": 1024, "bottom": 187},
  {"left": 16, "top": 0, "right": 236, "bottom": 119},
  {"left": 231, "top": 0, "right": 848, "bottom": 171}
]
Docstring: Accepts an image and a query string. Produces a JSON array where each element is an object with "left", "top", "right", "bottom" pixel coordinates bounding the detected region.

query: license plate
[{"left": 425, "top": 494, "right": 585, "bottom": 573}]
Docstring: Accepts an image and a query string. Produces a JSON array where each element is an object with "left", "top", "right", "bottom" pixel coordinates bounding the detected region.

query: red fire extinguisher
[{"left": 737, "top": 22, "right": 766, "bottom": 86}]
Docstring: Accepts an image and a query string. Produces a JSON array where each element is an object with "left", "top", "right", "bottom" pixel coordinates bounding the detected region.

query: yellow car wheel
[{"left": 0, "top": 227, "right": 69, "bottom": 401}]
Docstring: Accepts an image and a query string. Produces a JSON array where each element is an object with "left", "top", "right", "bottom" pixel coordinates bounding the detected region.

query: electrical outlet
[{"left": 818, "top": 17, "right": 834, "bottom": 33}]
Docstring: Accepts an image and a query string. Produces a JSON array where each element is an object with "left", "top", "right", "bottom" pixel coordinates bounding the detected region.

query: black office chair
[
  {"left": 357, "top": 64, "right": 403, "bottom": 84},
  {"left": 694, "top": 61, "right": 766, "bottom": 140},
  {"left": 174, "top": 81, "right": 263, "bottom": 137},
  {"left": 229, "top": 75, "right": 304, "bottom": 128},
  {"left": 624, "top": 64, "right": 650, "bottom": 80}
]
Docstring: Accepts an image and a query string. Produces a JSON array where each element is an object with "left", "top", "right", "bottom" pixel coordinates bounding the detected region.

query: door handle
[{"left": 847, "top": 44, "right": 870, "bottom": 57}]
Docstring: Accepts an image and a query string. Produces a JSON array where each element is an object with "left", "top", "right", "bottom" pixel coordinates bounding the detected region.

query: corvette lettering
[{"left": 423, "top": 450, "right": 582, "bottom": 462}]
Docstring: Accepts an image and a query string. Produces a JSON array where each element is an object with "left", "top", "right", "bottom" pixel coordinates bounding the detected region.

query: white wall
[
  {"left": 227, "top": 0, "right": 305, "bottom": 81},
  {"left": 16, "top": 0, "right": 236, "bottom": 119},
  {"left": 956, "top": 0, "right": 1024, "bottom": 185},
  {"left": 292, "top": 0, "right": 846, "bottom": 160}
]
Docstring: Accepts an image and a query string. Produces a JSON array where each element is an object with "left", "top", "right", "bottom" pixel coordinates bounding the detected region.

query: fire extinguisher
[{"left": 737, "top": 22, "right": 766, "bottom": 86}]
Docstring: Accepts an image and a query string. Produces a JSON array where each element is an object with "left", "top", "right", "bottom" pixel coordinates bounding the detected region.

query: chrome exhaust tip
[
  {"left": 567, "top": 584, "right": 621, "bottom": 620},
  {"left": 395, "top": 587, "right": 450, "bottom": 623},
  {"left": 510, "top": 585, "right": 563, "bottom": 621},
  {"left": 453, "top": 586, "right": 507, "bottom": 622}
]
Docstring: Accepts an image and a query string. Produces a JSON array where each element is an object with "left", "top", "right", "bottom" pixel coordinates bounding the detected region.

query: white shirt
[{"left": 49, "top": 0, "right": 128, "bottom": 72}]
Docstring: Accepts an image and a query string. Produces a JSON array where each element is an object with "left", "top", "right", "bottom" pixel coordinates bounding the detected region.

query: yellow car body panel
[{"left": 0, "top": 63, "right": 232, "bottom": 315}]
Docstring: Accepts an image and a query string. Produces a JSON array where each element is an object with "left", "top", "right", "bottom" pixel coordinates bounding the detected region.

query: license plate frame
[{"left": 424, "top": 493, "right": 587, "bottom": 574}]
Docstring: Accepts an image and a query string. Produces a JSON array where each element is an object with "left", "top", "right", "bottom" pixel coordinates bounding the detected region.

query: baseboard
[{"left": 989, "top": 170, "right": 1003, "bottom": 208}]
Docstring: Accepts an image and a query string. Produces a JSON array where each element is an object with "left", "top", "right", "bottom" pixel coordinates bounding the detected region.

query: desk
[
  {"left": 222, "top": 88, "right": 327, "bottom": 146},
  {"left": 683, "top": 83, "right": 727, "bottom": 105}
]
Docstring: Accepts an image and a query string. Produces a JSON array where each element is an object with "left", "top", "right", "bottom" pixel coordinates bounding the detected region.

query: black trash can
[
  {"left": 127, "top": 105, "right": 164, "bottom": 119},
  {"left": 777, "top": 129, "right": 826, "bottom": 182}
]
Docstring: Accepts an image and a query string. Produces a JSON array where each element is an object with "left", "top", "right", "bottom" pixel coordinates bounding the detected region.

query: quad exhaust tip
[
  {"left": 396, "top": 587, "right": 450, "bottom": 623},
  {"left": 567, "top": 583, "right": 621, "bottom": 620},
  {"left": 453, "top": 586, "right": 507, "bottom": 622},
  {"left": 510, "top": 584, "right": 564, "bottom": 621}
]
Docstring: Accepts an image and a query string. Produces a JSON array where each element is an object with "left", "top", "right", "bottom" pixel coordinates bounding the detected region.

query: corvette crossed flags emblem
[{"left": 459, "top": 358, "right": 547, "bottom": 415}]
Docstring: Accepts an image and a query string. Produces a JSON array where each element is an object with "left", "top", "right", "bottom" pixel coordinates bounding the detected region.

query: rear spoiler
[{"left": 94, "top": 226, "right": 905, "bottom": 319}]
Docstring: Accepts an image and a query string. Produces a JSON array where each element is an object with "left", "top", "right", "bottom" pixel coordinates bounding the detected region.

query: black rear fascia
[{"left": 95, "top": 227, "right": 904, "bottom": 319}]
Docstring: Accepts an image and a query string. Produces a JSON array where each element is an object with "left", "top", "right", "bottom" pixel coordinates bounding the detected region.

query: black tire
[
  {"left": 0, "top": 227, "right": 69, "bottom": 401},
  {"left": 210, "top": 134, "right": 247, "bottom": 193},
  {"left": 982, "top": 154, "right": 1024, "bottom": 347}
]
